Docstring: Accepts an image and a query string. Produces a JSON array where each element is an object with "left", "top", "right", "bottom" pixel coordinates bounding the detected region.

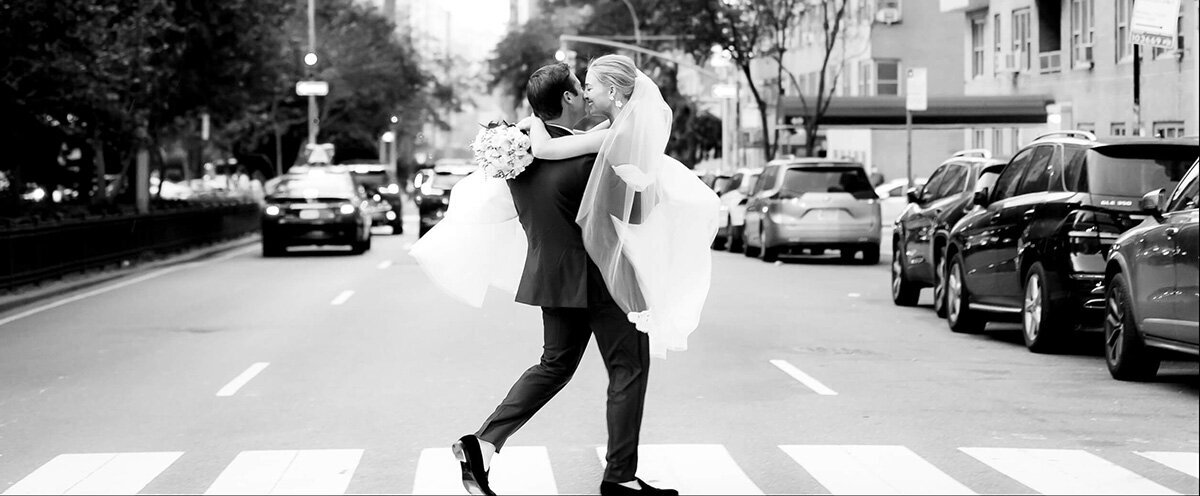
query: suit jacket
[{"left": 507, "top": 125, "right": 596, "bottom": 308}]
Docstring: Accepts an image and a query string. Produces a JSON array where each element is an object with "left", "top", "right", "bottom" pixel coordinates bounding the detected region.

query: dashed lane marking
[
  {"left": 216, "top": 362, "right": 270, "bottom": 397},
  {"left": 770, "top": 359, "right": 838, "bottom": 396},
  {"left": 330, "top": 291, "right": 355, "bottom": 306}
]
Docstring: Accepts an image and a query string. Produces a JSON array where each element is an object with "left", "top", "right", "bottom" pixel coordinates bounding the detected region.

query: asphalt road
[{"left": 0, "top": 217, "right": 1196, "bottom": 495}]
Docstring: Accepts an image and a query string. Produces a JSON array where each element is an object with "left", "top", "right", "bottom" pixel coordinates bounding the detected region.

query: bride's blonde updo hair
[{"left": 588, "top": 54, "right": 637, "bottom": 101}]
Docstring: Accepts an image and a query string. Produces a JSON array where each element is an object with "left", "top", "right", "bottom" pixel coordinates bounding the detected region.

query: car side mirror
[
  {"left": 905, "top": 187, "right": 922, "bottom": 204},
  {"left": 1140, "top": 188, "right": 1166, "bottom": 215},
  {"left": 973, "top": 188, "right": 991, "bottom": 207}
]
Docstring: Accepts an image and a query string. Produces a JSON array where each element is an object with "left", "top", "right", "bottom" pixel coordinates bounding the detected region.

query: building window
[
  {"left": 876, "top": 59, "right": 900, "bottom": 95},
  {"left": 1071, "top": 0, "right": 1095, "bottom": 67},
  {"left": 1111, "top": 122, "right": 1128, "bottom": 136},
  {"left": 1153, "top": 121, "right": 1186, "bottom": 138},
  {"left": 857, "top": 60, "right": 872, "bottom": 96},
  {"left": 1153, "top": 14, "right": 1185, "bottom": 59},
  {"left": 992, "top": 128, "right": 1004, "bottom": 156},
  {"left": 972, "top": 129, "right": 986, "bottom": 148},
  {"left": 971, "top": 16, "right": 986, "bottom": 78},
  {"left": 1012, "top": 9, "right": 1032, "bottom": 71},
  {"left": 1115, "top": 0, "right": 1132, "bottom": 62},
  {"left": 1077, "top": 122, "right": 1095, "bottom": 134},
  {"left": 1010, "top": 128, "right": 1021, "bottom": 154},
  {"left": 993, "top": 13, "right": 1002, "bottom": 74}
]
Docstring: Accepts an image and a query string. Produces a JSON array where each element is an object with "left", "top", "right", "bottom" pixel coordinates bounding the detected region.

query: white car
[
  {"left": 714, "top": 168, "right": 762, "bottom": 252},
  {"left": 876, "top": 177, "right": 927, "bottom": 226}
]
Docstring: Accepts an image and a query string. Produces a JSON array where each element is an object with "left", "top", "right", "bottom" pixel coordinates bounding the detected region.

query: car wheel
[
  {"left": 759, "top": 229, "right": 778, "bottom": 262},
  {"left": 891, "top": 242, "right": 920, "bottom": 306},
  {"left": 839, "top": 248, "right": 857, "bottom": 263},
  {"left": 1104, "top": 272, "right": 1161, "bottom": 381},
  {"left": 389, "top": 220, "right": 404, "bottom": 235},
  {"left": 947, "top": 254, "right": 985, "bottom": 333},
  {"left": 261, "top": 239, "right": 286, "bottom": 258},
  {"left": 933, "top": 249, "right": 948, "bottom": 317},
  {"left": 1022, "top": 262, "right": 1069, "bottom": 353},
  {"left": 728, "top": 225, "right": 744, "bottom": 253},
  {"left": 418, "top": 222, "right": 430, "bottom": 238},
  {"left": 861, "top": 243, "right": 881, "bottom": 265},
  {"left": 743, "top": 226, "right": 760, "bottom": 257}
]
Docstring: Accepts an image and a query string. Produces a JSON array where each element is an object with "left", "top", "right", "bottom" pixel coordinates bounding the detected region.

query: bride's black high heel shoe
[{"left": 452, "top": 435, "right": 495, "bottom": 496}]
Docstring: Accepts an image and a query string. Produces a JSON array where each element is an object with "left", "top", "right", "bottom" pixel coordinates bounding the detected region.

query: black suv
[
  {"left": 344, "top": 163, "right": 405, "bottom": 234},
  {"left": 891, "top": 150, "right": 1007, "bottom": 315},
  {"left": 944, "top": 131, "right": 1198, "bottom": 352},
  {"left": 413, "top": 159, "right": 475, "bottom": 237}
]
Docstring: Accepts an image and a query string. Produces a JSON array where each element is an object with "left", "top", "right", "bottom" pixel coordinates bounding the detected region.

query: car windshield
[
  {"left": 269, "top": 174, "right": 355, "bottom": 198},
  {"left": 1072, "top": 145, "right": 1198, "bottom": 197},
  {"left": 781, "top": 166, "right": 877, "bottom": 199}
]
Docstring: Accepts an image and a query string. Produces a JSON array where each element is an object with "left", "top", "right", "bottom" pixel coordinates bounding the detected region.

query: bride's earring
[{"left": 615, "top": 99, "right": 623, "bottom": 109}]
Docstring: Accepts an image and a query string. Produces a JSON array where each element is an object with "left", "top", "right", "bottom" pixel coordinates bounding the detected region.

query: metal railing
[{"left": 0, "top": 202, "right": 260, "bottom": 291}]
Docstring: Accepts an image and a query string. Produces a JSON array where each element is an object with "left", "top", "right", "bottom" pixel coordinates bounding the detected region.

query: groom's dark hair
[{"left": 526, "top": 63, "right": 576, "bottom": 121}]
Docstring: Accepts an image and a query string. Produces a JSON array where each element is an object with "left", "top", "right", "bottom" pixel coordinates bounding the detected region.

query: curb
[{"left": 0, "top": 234, "right": 262, "bottom": 316}]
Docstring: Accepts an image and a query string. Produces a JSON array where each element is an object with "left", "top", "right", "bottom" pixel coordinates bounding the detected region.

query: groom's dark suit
[{"left": 475, "top": 124, "right": 650, "bottom": 484}]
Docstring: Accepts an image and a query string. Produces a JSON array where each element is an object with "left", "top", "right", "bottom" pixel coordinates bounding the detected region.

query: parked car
[
  {"left": 260, "top": 169, "right": 373, "bottom": 256},
  {"left": 344, "top": 163, "right": 405, "bottom": 234},
  {"left": 944, "top": 131, "right": 1198, "bottom": 353},
  {"left": 1102, "top": 159, "right": 1199, "bottom": 380},
  {"left": 414, "top": 159, "right": 475, "bottom": 237},
  {"left": 716, "top": 168, "right": 762, "bottom": 253},
  {"left": 706, "top": 172, "right": 737, "bottom": 248},
  {"left": 891, "top": 150, "right": 1007, "bottom": 315},
  {"left": 741, "top": 159, "right": 881, "bottom": 263}
]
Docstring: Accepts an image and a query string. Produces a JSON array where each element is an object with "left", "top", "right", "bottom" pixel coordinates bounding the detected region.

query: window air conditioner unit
[
  {"left": 998, "top": 51, "right": 1020, "bottom": 73},
  {"left": 1075, "top": 43, "right": 1094, "bottom": 69},
  {"left": 875, "top": 0, "right": 901, "bottom": 24}
]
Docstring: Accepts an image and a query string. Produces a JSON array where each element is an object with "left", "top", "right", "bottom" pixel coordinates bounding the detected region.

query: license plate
[
  {"left": 815, "top": 209, "right": 837, "bottom": 221},
  {"left": 299, "top": 210, "right": 320, "bottom": 220}
]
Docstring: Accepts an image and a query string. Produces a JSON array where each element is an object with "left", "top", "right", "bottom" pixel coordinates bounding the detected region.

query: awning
[{"left": 779, "top": 95, "right": 1054, "bottom": 126}]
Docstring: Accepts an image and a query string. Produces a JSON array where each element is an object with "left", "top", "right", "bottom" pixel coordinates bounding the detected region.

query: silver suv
[{"left": 741, "top": 159, "right": 882, "bottom": 263}]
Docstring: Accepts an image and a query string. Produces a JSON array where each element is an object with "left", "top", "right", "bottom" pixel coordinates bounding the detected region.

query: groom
[{"left": 452, "top": 63, "right": 675, "bottom": 496}]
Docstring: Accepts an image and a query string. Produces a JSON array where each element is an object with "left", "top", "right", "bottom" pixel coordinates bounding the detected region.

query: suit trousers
[{"left": 475, "top": 268, "right": 651, "bottom": 483}]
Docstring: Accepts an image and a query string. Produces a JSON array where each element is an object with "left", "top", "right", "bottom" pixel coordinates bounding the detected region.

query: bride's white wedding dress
[{"left": 410, "top": 72, "right": 719, "bottom": 358}]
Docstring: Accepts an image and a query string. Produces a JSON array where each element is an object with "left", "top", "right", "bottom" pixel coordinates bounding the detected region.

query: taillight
[{"left": 1067, "top": 211, "right": 1122, "bottom": 255}]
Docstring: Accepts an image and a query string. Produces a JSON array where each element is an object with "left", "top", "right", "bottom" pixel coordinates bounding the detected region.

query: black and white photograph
[{"left": 1, "top": 0, "right": 1198, "bottom": 494}]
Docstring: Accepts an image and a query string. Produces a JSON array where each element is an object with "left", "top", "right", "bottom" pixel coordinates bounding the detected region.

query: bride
[{"left": 411, "top": 54, "right": 719, "bottom": 358}]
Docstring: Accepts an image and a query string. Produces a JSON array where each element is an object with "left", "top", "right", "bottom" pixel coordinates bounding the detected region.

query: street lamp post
[{"left": 306, "top": 0, "right": 319, "bottom": 147}]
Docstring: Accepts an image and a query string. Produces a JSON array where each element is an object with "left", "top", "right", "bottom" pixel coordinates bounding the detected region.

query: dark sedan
[
  {"left": 413, "top": 160, "right": 475, "bottom": 237},
  {"left": 260, "top": 170, "right": 373, "bottom": 256},
  {"left": 892, "top": 151, "right": 1007, "bottom": 315},
  {"left": 345, "top": 164, "right": 405, "bottom": 234},
  {"left": 1103, "top": 159, "right": 1199, "bottom": 380}
]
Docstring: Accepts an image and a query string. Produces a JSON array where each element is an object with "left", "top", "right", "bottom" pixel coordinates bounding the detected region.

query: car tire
[
  {"left": 261, "top": 239, "right": 286, "bottom": 258},
  {"left": 1104, "top": 272, "right": 1161, "bottom": 381},
  {"left": 1022, "top": 262, "right": 1069, "bottom": 353},
  {"left": 839, "top": 248, "right": 857, "bottom": 263},
  {"left": 743, "top": 227, "right": 760, "bottom": 257},
  {"left": 389, "top": 220, "right": 404, "bottom": 235},
  {"left": 759, "top": 229, "right": 778, "bottom": 263},
  {"left": 712, "top": 234, "right": 727, "bottom": 250},
  {"left": 727, "top": 225, "right": 744, "bottom": 253},
  {"left": 947, "top": 254, "right": 985, "bottom": 333},
  {"left": 933, "top": 248, "right": 949, "bottom": 318},
  {"left": 861, "top": 243, "right": 881, "bottom": 265},
  {"left": 418, "top": 222, "right": 430, "bottom": 238},
  {"left": 891, "top": 242, "right": 920, "bottom": 306}
]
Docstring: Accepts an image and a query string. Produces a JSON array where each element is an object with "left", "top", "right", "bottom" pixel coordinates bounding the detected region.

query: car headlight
[
  {"left": 264, "top": 205, "right": 282, "bottom": 216},
  {"left": 339, "top": 204, "right": 356, "bottom": 215},
  {"left": 386, "top": 211, "right": 397, "bottom": 220}
]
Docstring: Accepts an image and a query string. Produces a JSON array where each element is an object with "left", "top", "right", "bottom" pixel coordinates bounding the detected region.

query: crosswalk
[{"left": 3, "top": 444, "right": 1196, "bottom": 495}]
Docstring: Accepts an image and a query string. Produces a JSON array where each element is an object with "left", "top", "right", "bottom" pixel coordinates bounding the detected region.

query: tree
[{"left": 776, "top": 0, "right": 853, "bottom": 157}]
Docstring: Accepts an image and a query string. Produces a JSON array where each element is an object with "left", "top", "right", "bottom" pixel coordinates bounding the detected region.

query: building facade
[{"left": 941, "top": 0, "right": 1198, "bottom": 154}]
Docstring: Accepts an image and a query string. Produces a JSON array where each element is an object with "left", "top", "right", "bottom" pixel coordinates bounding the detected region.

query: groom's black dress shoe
[
  {"left": 600, "top": 478, "right": 679, "bottom": 496},
  {"left": 452, "top": 435, "right": 495, "bottom": 495}
]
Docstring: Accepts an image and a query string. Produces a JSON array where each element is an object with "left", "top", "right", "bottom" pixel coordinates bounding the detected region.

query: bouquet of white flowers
[{"left": 469, "top": 120, "right": 534, "bottom": 180}]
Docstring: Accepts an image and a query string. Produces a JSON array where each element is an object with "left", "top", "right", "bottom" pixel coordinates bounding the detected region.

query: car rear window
[
  {"left": 350, "top": 171, "right": 388, "bottom": 188},
  {"left": 781, "top": 166, "right": 878, "bottom": 199},
  {"left": 269, "top": 174, "right": 355, "bottom": 197},
  {"left": 1069, "top": 145, "right": 1197, "bottom": 197}
]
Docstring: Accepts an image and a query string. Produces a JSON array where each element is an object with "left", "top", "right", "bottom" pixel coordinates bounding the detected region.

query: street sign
[
  {"left": 296, "top": 80, "right": 329, "bottom": 96},
  {"left": 712, "top": 83, "right": 737, "bottom": 99},
  {"left": 1131, "top": 0, "right": 1181, "bottom": 48},
  {"left": 906, "top": 68, "right": 927, "bottom": 112}
]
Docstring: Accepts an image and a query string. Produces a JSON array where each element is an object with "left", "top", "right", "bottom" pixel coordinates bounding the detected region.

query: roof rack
[
  {"left": 952, "top": 148, "right": 992, "bottom": 159},
  {"left": 1034, "top": 130, "right": 1098, "bottom": 142}
]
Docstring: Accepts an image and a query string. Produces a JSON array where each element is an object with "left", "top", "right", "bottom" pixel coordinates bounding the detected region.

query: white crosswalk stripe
[
  {"left": 3, "top": 445, "right": 1195, "bottom": 495},
  {"left": 413, "top": 446, "right": 557, "bottom": 495},
  {"left": 781, "top": 445, "right": 976, "bottom": 495},
  {"left": 2, "top": 452, "right": 182, "bottom": 495},
  {"left": 204, "top": 449, "right": 363, "bottom": 495},
  {"left": 961, "top": 447, "right": 1179, "bottom": 495},
  {"left": 1136, "top": 451, "right": 1200, "bottom": 479},
  {"left": 597, "top": 444, "right": 763, "bottom": 495}
]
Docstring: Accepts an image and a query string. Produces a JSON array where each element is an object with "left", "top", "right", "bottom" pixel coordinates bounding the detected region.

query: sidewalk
[{"left": 0, "top": 234, "right": 261, "bottom": 316}]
